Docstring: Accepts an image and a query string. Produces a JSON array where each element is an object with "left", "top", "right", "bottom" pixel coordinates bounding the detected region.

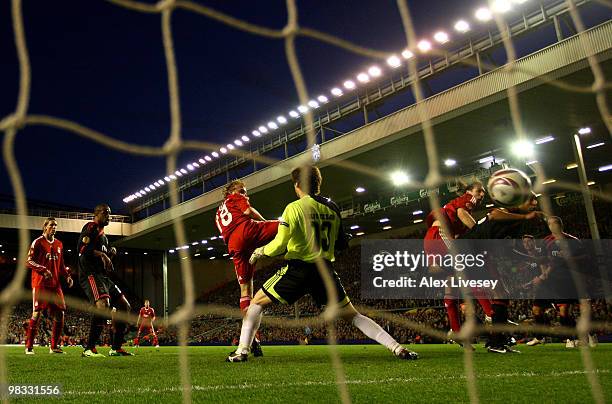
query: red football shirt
[
  {"left": 426, "top": 193, "right": 478, "bottom": 237},
  {"left": 139, "top": 307, "right": 155, "bottom": 325},
  {"left": 215, "top": 193, "right": 252, "bottom": 243},
  {"left": 26, "top": 236, "right": 69, "bottom": 289}
]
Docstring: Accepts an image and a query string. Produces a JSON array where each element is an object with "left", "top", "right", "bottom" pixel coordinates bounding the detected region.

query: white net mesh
[{"left": 1, "top": 0, "right": 611, "bottom": 403}]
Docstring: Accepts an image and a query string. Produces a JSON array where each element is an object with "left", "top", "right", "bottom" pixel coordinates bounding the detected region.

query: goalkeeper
[{"left": 227, "top": 165, "right": 418, "bottom": 362}]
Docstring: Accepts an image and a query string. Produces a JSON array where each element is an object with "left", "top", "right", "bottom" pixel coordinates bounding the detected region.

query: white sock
[
  {"left": 238, "top": 303, "right": 263, "bottom": 354},
  {"left": 352, "top": 313, "right": 401, "bottom": 354}
]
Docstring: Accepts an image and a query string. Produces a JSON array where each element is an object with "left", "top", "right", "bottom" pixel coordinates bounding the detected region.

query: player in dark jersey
[
  {"left": 134, "top": 299, "right": 159, "bottom": 348},
  {"left": 25, "top": 217, "right": 73, "bottom": 354},
  {"left": 460, "top": 192, "right": 543, "bottom": 353},
  {"left": 216, "top": 179, "right": 279, "bottom": 356},
  {"left": 533, "top": 216, "right": 592, "bottom": 348},
  {"left": 227, "top": 166, "right": 417, "bottom": 362},
  {"left": 423, "top": 181, "right": 492, "bottom": 343},
  {"left": 78, "top": 204, "right": 133, "bottom": 357}
]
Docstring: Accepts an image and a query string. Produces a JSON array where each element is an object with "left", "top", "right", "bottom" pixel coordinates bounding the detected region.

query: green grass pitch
[{"left": 4, "top": 344, "right": 612, "bottom": 403}]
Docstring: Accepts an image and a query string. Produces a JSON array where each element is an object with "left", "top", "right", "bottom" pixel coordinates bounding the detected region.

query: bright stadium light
[
  {"left": 486, "top": 203, "right": 494, "bottom": 208},
  {"left": 454, "top": 20, "right": 470, "bottom": 32},
  {"left": 433, "top": 31, "right": 449, "bottom": 44},
  {"left": 169, "top": 174, "right": 177, "bottom": 180},
  {"left": 234, "top": 139, "right": 243, "bottom": 146},
  {"left": 599, "top": 164, "right": 612, "bottom": 172},
  {"left": 140, "top": 189, "right": 147, "bottom": 194},
  {"left": 227, "top": 144, "right": 235, "bottom": 150},
  {"left": 277, "top": 116, "right": 287, "bottom": 124},
  {"left": 413, "top": 210, "right": 423, "bottom": 215},
  {"left": 289, "top": 110, "right": 299, "bottom": 118},
  {"left": 212, "top": 151, "right": 219, "bottom": 157},
  {"left": 444, "top": 159, "right": 457, "bottom": 167},
  {"left": 355, "top": 186, "right": 366, "bottom": 193},
  {"left": 220, "top": 147, "right": 228, "bottom": 154},
  {"left": 267, "top": 121, "right": 278, "bottom": 129},
  {"left": 180, "top": 168, "right": 187, "bottom": 174},
  {"left": 175, "top": 170, "right": 182, "bottom": 176},
  {"left": 192, "top": 162, "right": 199, "bottom": 168},
  {"left": 210, "top": 236, "right": 218, "bottom": 240},
  {"left": 357, "top": 73, "right": 370, "bottom": 83},
  {"left": 368, "top": 66, "right": 382, "bottom": 77},
  {"left": 355, "top": 232, "right": 365, "bottom": 236},
  {"left": 588, "top": 181, "right": 596, "bottom": 186},
  {"left": 164, "top": 176, "right": 171, "bottom": 181},
  {"left": 417, "top": 40, "right": 432, "bottom": 52},
  {"left": 187, "top": 164, "right": 194, "bottom": 171},
  {"left": 198, "top": 158, "right": 205, "bottom": 164},
  {"left": 578, "top": 127, "right": 591, "bottom": 135},
  {"left": 391, "top": 170, "right": 410, "bottom": 186},
  {"left": 144, "top": 186, "right": 151, "bottom": 192},
  {"left": 475, "top": 7, "right": 493, "bottom": 21},
  {"left": 331, "top": 87, "right": 343, "bottom": 96},
  {"left": 386, "top": 55, "right": 401, "bottom": 68},
  {"left": 209, "top": 257, "right": 215, "bottom": 260},
  {"left": 413, "top": 219, "right": 423, "bottom": 224},
  {"left": 258, "top": 126, "right": 268, "bottom": 133},
  {"left": 252, "top": 130, "right": 261, "bottom": 137},
  {"left": 511, "top": 139, "right": 535, "bottom": 158},
  {"left": 401, "top": 49, "right": 414, "bottom": 59},
  {"left": 241, "top": 135, "right": 250, "bottom": 142},
  {"left": 317, "top": 95, "right": 329, "bottom": 103},
  {"left": 566, "top": 163, "right": 578, "bottom": 170},
  {"left": 491, "top": 0, "right": 512, "bottom": 13},
  {"left": 383, "top": 226, "right": 392, "bottom": 230},
  {"left": 191, "top": 241, "right": 199, "bottom": 246},
  {"left": 379, "top": 218, "right": 390, "bottom": 223},
  {"left": 350, "top": 225, "right": 360, "bottom": 230},
  {"left": 542, "top": 179, "right": 557, "bottom": 185},
  {"left": 307, "top": 100, "right": 319, "bottom": 108},
  {"left": 586, "top": 142, "right": 605, "bottom": 149},
  {"left": 343, "top": 80, "right": 356, "bottom": 90},
  {"left": 201, "top": 240, "right": 207, "bottom": 244},
  {"left": 207, "top": 247, "right": 214, "bottom": 251},
  {"left": 123, "top": 197, "right": 129, "bottom": 203},
  {"left": 297, "top": 105, "right": 309, "bottom": 113}
]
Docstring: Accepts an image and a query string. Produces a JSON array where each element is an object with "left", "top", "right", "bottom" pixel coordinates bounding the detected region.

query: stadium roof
[{"left": 114, "top": 38, "right": 612, "bottom": 252}]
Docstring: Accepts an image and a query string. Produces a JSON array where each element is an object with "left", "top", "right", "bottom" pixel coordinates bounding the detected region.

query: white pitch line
[{"left": 63, "top": 369, "right": 609, "bottom": 396}]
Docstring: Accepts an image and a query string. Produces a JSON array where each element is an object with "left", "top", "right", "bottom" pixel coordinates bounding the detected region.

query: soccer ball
[{"left": 487, "top": 168, "right": 533, "bottom": 207}]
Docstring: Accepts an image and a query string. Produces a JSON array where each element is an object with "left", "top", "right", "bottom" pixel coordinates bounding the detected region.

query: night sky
[{"left": 0, "top": 0, "right": 604, "bottom": 214}]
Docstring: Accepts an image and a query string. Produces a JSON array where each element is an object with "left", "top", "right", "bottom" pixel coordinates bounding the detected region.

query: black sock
[
  {"left": 112, "top": 320, "right": 126, "bottom": 350},
  {"left": 87, "top": 315, "right": 105, "bottom": 350},
  {"left": 489, "top": 303, "right": 509, "bottom": 347},
  {"left": 559, "top": 315, "right": 575, "bottom": 341},
  {"left": 534, "top": 313, "right": 546, "bottom": 340}
]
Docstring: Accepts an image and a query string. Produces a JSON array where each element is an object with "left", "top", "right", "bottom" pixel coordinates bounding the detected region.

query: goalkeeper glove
[{"left": 249, "top": 247, "right": 266, "bottom": 265}]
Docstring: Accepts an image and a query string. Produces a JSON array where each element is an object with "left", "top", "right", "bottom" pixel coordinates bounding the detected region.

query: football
[{"left": 487, "top": 168, "right": 533, "bottom": 207}]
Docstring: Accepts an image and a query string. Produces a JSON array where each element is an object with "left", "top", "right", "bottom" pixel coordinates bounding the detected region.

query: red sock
[
  {"left": 26, "top": 317, "right": 40, "bottom": 349},
  {"left": 239, "top": 296, "right": 251, "bottom": 315},
  {"left": 444, "top": 298, "right": 461, "bottom": 332},
  {"left": 51, "top": 317, "right": 63, "bottom": 349},
  {"left": 153, "top": 335, "right": 159, "bottom": 346},
  {"left": 477, "top": 298, "right": 494, "bottom": 317}
]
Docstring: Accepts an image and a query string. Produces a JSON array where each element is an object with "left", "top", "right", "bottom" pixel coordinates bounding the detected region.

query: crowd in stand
[{"left": 4, "top": 198, "right": 612, "bottom": 347}]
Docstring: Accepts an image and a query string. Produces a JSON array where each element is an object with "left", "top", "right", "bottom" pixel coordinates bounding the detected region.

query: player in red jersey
[
  {"left": 134, "top": 299, "right": 159, "bottom": 348},
  {"left": 25, "top": 217, "right": 73, "bottom": 354},
  {"left": 423, "top": 181, "right": 493, "bottom": 342},
  {"left": 215, "top": 180, "right": 279, "bottom": 356}
]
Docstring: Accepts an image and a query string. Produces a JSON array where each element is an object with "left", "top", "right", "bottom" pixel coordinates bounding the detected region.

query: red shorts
[
  {"left": 32, "top": 287, "right": 65, "bottom": 311},
  {"left": 138, "top": 325, "right": 156, "bottom": 335},
  {"left": 423, "top": 226, "right": 450, "bottom": 257},
  {"left": 228, "top": 220, "right": 279, "bottom": 284}
]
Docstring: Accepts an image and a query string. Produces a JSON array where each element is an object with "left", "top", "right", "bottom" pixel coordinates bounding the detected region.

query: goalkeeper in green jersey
[{"left": 227, "top": 165, "right": 418, "bottom": 362}]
